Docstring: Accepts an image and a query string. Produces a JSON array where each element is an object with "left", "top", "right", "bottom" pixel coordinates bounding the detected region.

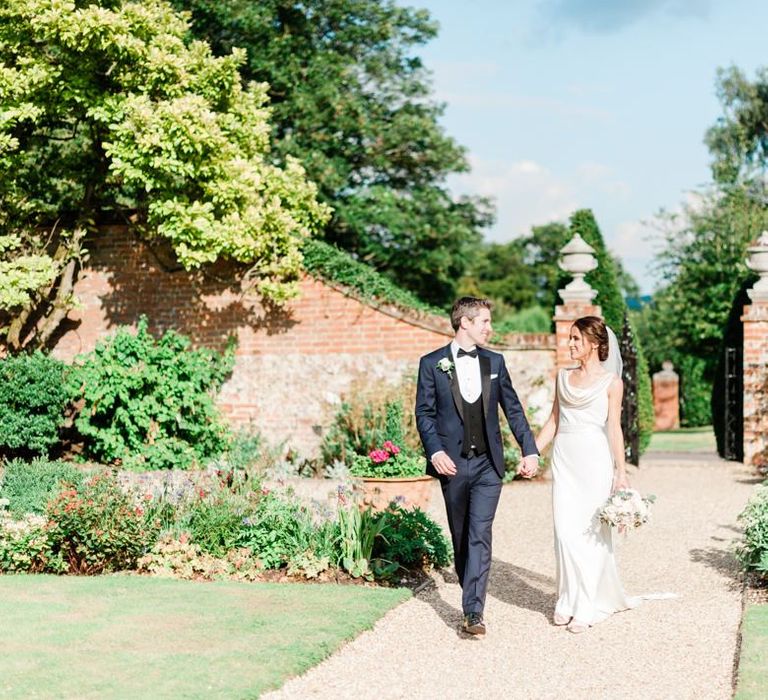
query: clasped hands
[
  {"left": 430, "top": 452, "right": 539, "bottom": 478},
  {"left": 517, "top": 454, "right": 539, "bottom": 479}
]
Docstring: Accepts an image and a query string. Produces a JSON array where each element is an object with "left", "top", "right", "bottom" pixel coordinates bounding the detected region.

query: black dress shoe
[{"left": 462, "top": 613, "right": 486, "bottom": 635}]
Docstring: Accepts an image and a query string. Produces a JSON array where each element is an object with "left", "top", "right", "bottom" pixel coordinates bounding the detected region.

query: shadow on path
[
  {"left": 689, "top": 546, "right": 742, "bottom": 590},
  {"left": 418, "top": 560, "right": 557, "bottom": 635},
  {"left": 488, "top": 559, "right": 557, "bottom": 622}
]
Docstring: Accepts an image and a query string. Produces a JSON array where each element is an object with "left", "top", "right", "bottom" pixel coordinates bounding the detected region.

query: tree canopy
[
  {"left": 706, "top": 65, "right": 768, "bottom": 185},
  {"left": 173, "top": 0, "right": 492, "bottom": 306},
  {"left": 0, "top": 0, "right": 329, "bottom": 350}
]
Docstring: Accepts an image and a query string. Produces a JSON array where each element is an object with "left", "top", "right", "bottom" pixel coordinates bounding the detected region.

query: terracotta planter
[{"left": 357, "top": 474, "right": 434, "bottom": 512}]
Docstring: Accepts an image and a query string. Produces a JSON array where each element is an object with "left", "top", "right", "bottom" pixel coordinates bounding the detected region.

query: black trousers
[{"left": 440, "top": 452, "right": 502, "bottom": 615}]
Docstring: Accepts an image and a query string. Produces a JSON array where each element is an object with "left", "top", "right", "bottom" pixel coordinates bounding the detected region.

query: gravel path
[{"left": 265, "top": 453, "right": 757, "bottom": 700}]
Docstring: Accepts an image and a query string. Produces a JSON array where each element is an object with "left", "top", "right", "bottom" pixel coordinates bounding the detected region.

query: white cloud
[
  {"left": 448, "top": 156, "right": 663, "bottom": 292},
  {"left": 449, "top": 157, "right": 577, "bottom": 240},
  {"left": 451, "top": 156, "right": 633, "bottom": 240}
]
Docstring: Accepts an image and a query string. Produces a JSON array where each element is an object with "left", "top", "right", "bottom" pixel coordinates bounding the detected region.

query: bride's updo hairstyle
[{"left": 573, "top": 316, "right": 610, "bottom": 362}]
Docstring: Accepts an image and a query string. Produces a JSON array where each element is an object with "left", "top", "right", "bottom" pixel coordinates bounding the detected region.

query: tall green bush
[
  {"left": 569, "top": 210, "right": 654, "bottom": 454},
  {"left": 0, "top": 352, "right": 70, "bottom": 458},
  {"left": 70, "top": 317, "right": 234, "bottom": 470}
]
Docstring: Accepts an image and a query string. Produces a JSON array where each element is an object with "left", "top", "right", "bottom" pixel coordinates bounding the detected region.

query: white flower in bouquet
[{"left": 598, "top": 489, "right": 656, "bottom": 531}]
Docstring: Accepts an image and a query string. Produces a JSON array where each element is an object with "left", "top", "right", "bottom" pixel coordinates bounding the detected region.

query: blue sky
[{"left": 413, "top": 0, "right": 768, "bottom": 292}]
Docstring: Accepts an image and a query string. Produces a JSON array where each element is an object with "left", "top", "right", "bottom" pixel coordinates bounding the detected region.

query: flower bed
[{"left": 0, "top": 458, "right": 451, "bottom": 585}]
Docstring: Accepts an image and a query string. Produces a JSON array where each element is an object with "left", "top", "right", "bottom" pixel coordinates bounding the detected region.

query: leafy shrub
[
  {"left": 0, "top": 510, "right": 65, "bottom": 574},
  {"left": 373, "top": 505, "right": 452, "bottom": 573},
  {"left": 69, "top": 317, "right": 234, "bottom": 470},
  {"left": 0, "top": 458, "right": 85, "bottom": 517},
  {"left": 493, "top": 305, "right": 551, "bottom": 336},
  {"left": 46, "top": 471, "right": 157, "bottom": 574},
  {"left": 736, "top": 484, "right": 768, "bottom": 578},
  {"left": 137, "top": 534, "right": 263, "bottom": 581},
  {"left": 180, "top": 490, "right": 251, "bottom": 558},
  {"left": 235, "top": 491, "right": 319, "bottom": 569},
  {"left": 221, "top": 427, "right": 264, "bottom": 472},
  {"left": 0, "top": 352, "right": 70, "bottom": 457},
  {"left": 321, "top": 375, "right": 421, "bottom": 464}
]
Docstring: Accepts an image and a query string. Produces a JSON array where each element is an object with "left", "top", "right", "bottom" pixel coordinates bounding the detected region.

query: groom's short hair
[{"left": 450, "top": 297, "right": 492, "bottom": 331}]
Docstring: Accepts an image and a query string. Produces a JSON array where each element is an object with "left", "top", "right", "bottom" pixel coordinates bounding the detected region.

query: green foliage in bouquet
[
  {"left": 0, "top": 458, "right": 85, "bottom": 517},
  {"left": 69, "top": 317, "right": 234, "bottom": 470},
  {"left": 736, "top": 484, "right": 768, "bottom": 579},
  {"left": 0, "top": 352, "right": 70, "bottom": 458}
]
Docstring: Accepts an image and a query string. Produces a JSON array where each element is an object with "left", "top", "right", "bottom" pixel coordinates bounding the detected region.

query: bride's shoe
[
  {"left": 553, "top": 613, "right": 571, "bottom": 626},
  {"left": 566, "top": 620, "right": 589, "bottom": 634}
]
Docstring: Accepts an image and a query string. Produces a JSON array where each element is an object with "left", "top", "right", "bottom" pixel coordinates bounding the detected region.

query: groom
[{"left": 415, "top": 297, "right": 539, "bottom": 635}]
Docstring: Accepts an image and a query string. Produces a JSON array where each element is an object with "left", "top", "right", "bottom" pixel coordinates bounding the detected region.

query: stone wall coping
[{"left": 314, "top": 275, "right": 556, "bottom": 351}]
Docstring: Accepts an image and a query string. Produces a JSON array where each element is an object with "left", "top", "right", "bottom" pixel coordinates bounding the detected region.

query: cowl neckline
[{"left": 558, "top": 368, "right": 615, "bottom": 407}]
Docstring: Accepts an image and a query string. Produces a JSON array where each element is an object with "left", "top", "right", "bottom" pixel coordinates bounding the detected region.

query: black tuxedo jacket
[{"left": 415, "top": 344, "right": 538, "bottom": 479}]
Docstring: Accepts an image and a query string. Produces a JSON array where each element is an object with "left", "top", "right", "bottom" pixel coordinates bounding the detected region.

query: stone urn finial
[
  {"left": 746, "top": 231, "right": 768, "bottom": 302},
  {"left": 558, "top": 233, "right": 598, "bottom": 303}
]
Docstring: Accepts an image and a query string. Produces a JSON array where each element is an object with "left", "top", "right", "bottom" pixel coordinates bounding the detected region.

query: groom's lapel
[
  {"left": 444, "top": 346, "right": 464, "bottom": 421},
  {"left": 480, "top": 352, "right": 491, "bottom": 418}
]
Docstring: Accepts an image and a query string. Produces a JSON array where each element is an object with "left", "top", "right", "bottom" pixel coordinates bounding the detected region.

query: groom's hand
[
  {"left": 518, "top": 454, "right": 539, "bottom": 478},
  {"left": 431, "top": 451, "right": 457, "bottom": 476}
]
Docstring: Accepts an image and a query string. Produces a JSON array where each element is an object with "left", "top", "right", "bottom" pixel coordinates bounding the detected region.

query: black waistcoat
[{"left": 461, "top": 396, "right": 488, "bottom": 456}]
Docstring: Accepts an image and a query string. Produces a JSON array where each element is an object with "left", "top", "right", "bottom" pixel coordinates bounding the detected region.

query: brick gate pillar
[
  {"left": 652, "top": 361, "right": 680, "bottom": 431},
  {"left": 742, "top": 232, "right": 768, "bottom": 471},
  {"left": 554, "top": 233, "right": 602, "bottom": 370}
]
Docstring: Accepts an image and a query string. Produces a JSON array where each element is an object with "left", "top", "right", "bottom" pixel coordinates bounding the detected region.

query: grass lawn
[
  {"left": 0, "top": 574, "right": 410, "bottom": 699},
  {"left": 647, "top": 425, "right": 716, "bottom": 453},
  {"left": 736, "top": 602, "right": 768, "bottom": 699}
]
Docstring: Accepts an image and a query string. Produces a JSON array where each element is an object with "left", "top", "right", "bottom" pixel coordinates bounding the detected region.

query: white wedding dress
[{"left": 551, "top": 368, "right": 637, "bottom": 625}]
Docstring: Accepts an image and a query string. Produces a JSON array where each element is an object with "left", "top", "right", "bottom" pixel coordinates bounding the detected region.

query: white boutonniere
[{"left": 436, "top": 357, "right": 455, "bottom": 378}]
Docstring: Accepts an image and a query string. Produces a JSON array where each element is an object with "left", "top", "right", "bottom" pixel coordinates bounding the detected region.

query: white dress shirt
[{"left": 452, "top": 340, "right": 481, "bottom": 403}]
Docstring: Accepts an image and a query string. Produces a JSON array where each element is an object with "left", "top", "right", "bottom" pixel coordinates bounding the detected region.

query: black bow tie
[{"left": 457, "top": 347, "right": 478, "bottom": 359}]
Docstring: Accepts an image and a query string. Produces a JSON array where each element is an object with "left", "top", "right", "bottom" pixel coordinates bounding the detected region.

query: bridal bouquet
[{"left": 598, "top": 489, "right": 656, "bottom": 531}]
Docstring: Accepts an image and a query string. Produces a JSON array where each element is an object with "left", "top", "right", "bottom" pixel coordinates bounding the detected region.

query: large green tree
[
  {"left": 636, "top": 65, "right": 768, "bottom": 428},
  {"left": 173, "top": 0, "right": 492, "bottom": 306},
  {"left": 0, "top": 0, "right": 329, "bottom": 351},
  {"left": 637, "top": 187, "right": 767, "bottom": 426},
  {"left": 706, "top": 65, "right": 768, "bottom": 185}
]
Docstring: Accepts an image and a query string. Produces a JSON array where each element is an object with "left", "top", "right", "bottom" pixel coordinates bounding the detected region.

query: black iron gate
[
  {"left": 723, "top": 346, "right": 743, "bottom": 461},
  {"left": 619, "top": 312, "right": 640, "bottom": 466}
]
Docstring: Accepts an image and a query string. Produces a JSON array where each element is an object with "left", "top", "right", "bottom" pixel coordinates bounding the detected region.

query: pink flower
[
  {"left": 369, "top": 449, "right": 389, "bottom": 463},
  {"left": 382, "top": 440, "right": 401, "bottom": 455}
]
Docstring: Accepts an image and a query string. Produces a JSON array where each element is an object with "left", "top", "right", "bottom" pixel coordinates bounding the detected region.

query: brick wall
[
  {"left": 51, "top": 227, "right": 557, "bottom": 455},
  {"left": 742, "top": 302, "right": 768, "bottom": 470}
]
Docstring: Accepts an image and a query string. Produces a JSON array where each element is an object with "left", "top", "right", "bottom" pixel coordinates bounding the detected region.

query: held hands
[
  {"left": 431, "top": 451, "right": 457, "bottom": 477},
  {"left": 517, "top": 454, "right": 539, "bottom": 479}
]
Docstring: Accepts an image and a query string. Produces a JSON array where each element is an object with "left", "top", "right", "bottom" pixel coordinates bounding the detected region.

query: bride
[{"left": 534, "top": 315, "right": 634, "bottom": 634}]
